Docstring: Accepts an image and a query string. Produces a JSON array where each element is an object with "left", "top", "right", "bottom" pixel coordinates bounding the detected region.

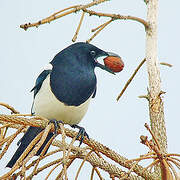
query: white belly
[{"left": 32, "top": 75, "right": 91, "bottom": 125}]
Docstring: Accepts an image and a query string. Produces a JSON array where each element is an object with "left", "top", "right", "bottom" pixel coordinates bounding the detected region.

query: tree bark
[
  {"left": 145, "top": 0, "right": 167, "bottom": 156},
  {"left": 145, "top": 1, "right": 169, "bottom": 178}
]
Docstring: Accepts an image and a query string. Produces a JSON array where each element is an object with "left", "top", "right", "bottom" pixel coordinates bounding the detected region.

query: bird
[{"left": 6, "top": 42, "right": 121, "bottom": 168}]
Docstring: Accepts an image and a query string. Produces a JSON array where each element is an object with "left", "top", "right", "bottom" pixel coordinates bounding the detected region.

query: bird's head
[{"left": 61, "top": 42, "right": 124, "bottom": 74}]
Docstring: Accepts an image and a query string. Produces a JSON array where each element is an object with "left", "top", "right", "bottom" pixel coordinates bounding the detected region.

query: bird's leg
[
  {"left": 49, "top": 119, "right": 64, "bottom": 135},
  {"left": 71, "top": 124, "right": 89, "bottom": 146}
]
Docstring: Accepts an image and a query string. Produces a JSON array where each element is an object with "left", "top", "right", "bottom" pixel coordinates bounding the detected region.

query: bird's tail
[{"left": 6, "top": 126, "right": 54, "bottom": 168}]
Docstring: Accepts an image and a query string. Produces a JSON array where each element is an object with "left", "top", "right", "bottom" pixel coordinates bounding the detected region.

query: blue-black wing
[{"left": 31, "top": 70, "right": 52, "bottom": 98}]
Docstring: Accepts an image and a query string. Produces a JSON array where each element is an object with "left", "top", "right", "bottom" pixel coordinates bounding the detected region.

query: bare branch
[
  {"left": 0, "top": 114, "right": 157, "bottom": 179},
  {"left": 87, "top": 19, "right": 113, "bottom": 43},
  {"left": 83, "top": 9, "right": 149, "bottom": 28},
  {"left": 0, "top": 102, "right": 19, "bottom": 114},
  {"left": 160, "top": 62, "right": 173, "bottom": 67},
  {"left": 72, "top": 11, "right": 85, "bottom": 42},
  {"left": 117, "top": 58, "right": 146, "bottom": 101},
  {"left": 20, "top": 0, "right": 110, "bottom": 30}
]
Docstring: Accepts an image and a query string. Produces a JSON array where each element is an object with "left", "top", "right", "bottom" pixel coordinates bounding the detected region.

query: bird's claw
[
  {"left": 71, "top": 124, "right": 89, "bottom": 146},
  {"left": 49, "top": 119, "right": 63, "bottom": 135}
]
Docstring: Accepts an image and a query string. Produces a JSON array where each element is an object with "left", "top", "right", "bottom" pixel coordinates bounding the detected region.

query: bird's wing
[{"left": 31, "top": 69, "right": 52, "bottom": 98}]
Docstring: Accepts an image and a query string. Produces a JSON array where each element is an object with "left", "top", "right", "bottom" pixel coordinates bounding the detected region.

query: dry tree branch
[
  {"left": 0, "top": 114, "right": 157, "bottom": 180},
  {"left": 91, "top": 21, "right": 110, "bottom": 32},
  {"left": 75, "top": 150, "right": 93, "bottom": 180},
  {"left": 86, "top": 18, "right": 113, "bottom": 43},
  {"left": 32, "top": 135, "right": 56, "bottom": 177},
  {"left": 55, "top": 158, "right": 76, "bottom": 180},
  {"left": 139, "top": 123, "right": 180, "bottom": 180},
  {"left": 145, "top": 0, "right": 167, "bottom": 158},
  {"left": 20, "top": 0, "right": 110, "bottom": 30},
  {"left": 144, "top": 123, "right": 161, "bottom": 150},
  {"left": 90, "top": 167, "right": 95, "bottom": 180},
  {"left": 116, "top": 59, "right": 171, "bottom": 102},
  {"left": 142, "top": 159, "right": 160, "bottom": 173},
  {"left": 0, "top": 102, "right": 19, "bottom": 114},
  {"left": 45, "top": 159, "right": 63, "bottom": 180},
  {"left": 19, "top": 0, "right": 148, "bottom": 41},
  {"left": 117, "top": 58, "right": 146, "bottom": 101},
  {"left": 160, "top": 62, "right": 173, "bottom": 67},
  {"left": 1, "top": 131, "right": 43, "bottom": 179},
  {"left": 2, "top": 107, "right": 137, "bottom": 179},
  {"left": 166, "top": 161, "right": 179, "bottom": 180},
  {"left": 72, "top": 11, "right": 85, "bottom": 42},
  {"left": 95, "top": 168, "right": 104, "bottom": 180},
  {"left": 82, "top": 9, "right": 149, "bottom": 28},
  {"left": 0, "top": 126, "right": 25, "bottom": 160}
]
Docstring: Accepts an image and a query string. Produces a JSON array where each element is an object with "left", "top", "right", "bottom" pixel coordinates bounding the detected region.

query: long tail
[{"left": 6, "top": 126, "right": 54, "bottom": 168}]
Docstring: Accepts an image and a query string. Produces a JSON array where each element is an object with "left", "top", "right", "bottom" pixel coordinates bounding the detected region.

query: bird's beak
[{"left": 95, "top": 52, "right": 120, "bottom": 75}]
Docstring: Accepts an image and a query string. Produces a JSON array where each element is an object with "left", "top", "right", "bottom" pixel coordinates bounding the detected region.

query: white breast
[{"left": 32, "top": 75, "right": 91, "bottom": 125}]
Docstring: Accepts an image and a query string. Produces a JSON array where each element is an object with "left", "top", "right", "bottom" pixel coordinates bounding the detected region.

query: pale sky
[{"left": 0, "top": 0, "right": 180, "bottom": 179}]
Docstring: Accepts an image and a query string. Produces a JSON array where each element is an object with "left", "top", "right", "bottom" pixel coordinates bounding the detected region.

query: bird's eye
[{"left": 90, "top": 50, "right": 96, "bottom": 56}]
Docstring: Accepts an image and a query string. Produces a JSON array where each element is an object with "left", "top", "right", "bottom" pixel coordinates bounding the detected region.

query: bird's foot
[
  {"left": 71, "top": 124, "right": 89, "bottom": 146},
  {"left": 49, "top": 119, "right": 64, "bottom": 135}
]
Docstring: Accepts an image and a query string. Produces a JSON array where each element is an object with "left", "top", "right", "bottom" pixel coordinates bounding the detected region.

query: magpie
[{"left": 6, "top": 42, "right": 120, "bottom": 168}]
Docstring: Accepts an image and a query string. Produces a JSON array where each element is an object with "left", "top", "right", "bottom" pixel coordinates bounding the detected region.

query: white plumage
[{"left": 32, "top": 75, "right": 91, "bottom": 125}]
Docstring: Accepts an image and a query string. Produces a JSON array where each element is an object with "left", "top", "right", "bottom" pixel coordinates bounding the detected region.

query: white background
[{"left": 0, "top": 0, "right": 180, "bottom": 179}]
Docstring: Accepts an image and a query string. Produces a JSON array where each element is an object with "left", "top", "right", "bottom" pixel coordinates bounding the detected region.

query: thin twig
[
  {"left": 144, "top": 123, "right": 161, "bottom": 150},
  {"left": 160, "top": 62, "right": 173, "bottom": 67},
  {"left": 119, "top": 161, "right": 139, "bottom": 180},
  {"left": 0, "top": 102, "right": 19, "bottom": 114},
  {"left": 10, "top": 114, "right": 32, "bottom": 117},
  {"left": 167, "top": 158, "right": 180, "bottom": 169},
  {"left": 90, "top": 167, "right": 95, "bottom": 180},
  {"left": 125, "top": 155, "right": 157, "bottom": 163},
  {"left": 45, "top": 159, "right": 63, "bottom": 180},
  {"left": 30, "top": 158, "right": 68, "bottom": 178},
  {"left": 91, "top": 21, "right": 111, "bottom": 32},
  {"left": 168, "top": 157, "right": 180, "bottom": 165},
  {"left": 21, "top": 124, "right": 52, "bottom": 174},
  {"left": 59, "top": 123, "right": 68, "bottom": 179},
  {"left": 31, "top": 135, "right": 56, "bottom": 178},
  {"left": 72, "top": 11, "right": 85, "bottom": 42},
  {"left": 0, "top": 131, "right": 43, "bottom": 179},
  {"left": 86, "top": 19, "right": 113, "bottom": 43},
  {"left": 142, "top": 159, "right": 160, "bottom": 173},
  {"left": 94, "top": 167, "right": 104, "bottom": 180},
  {"left": 55, "top": 158, "right": 76, "bottom": 180},
  {"left": 75, "top": 150, "right": 93, "bottom": 180},
  {"left": 166, "top": 161, "right": 178, "bottom": 180},
  {"left": 83, "top": 9, "right": 149, "bottom": 28},
  {"left": 0, "top": 123, "right": 12, "bottom": 130},
  {"left": 0, "top": 126, "right": 25, "bottom": 160},
  {"left": 0, "top": 125, "right": 9, "bottom": 149},
  {"left": 167, "top": 154, "right": 180, "bottom": 157},
  {"left": 117, "top": 58, "right": 146, "bottom": 101}
]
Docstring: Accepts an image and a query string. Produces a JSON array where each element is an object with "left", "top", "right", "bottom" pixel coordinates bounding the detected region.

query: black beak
[
  {"left": 96, "top": 62, "right": 115, "bottom": 74},
  {"left": 95, "top": 52, "right": 120, "bottom": 75}
]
